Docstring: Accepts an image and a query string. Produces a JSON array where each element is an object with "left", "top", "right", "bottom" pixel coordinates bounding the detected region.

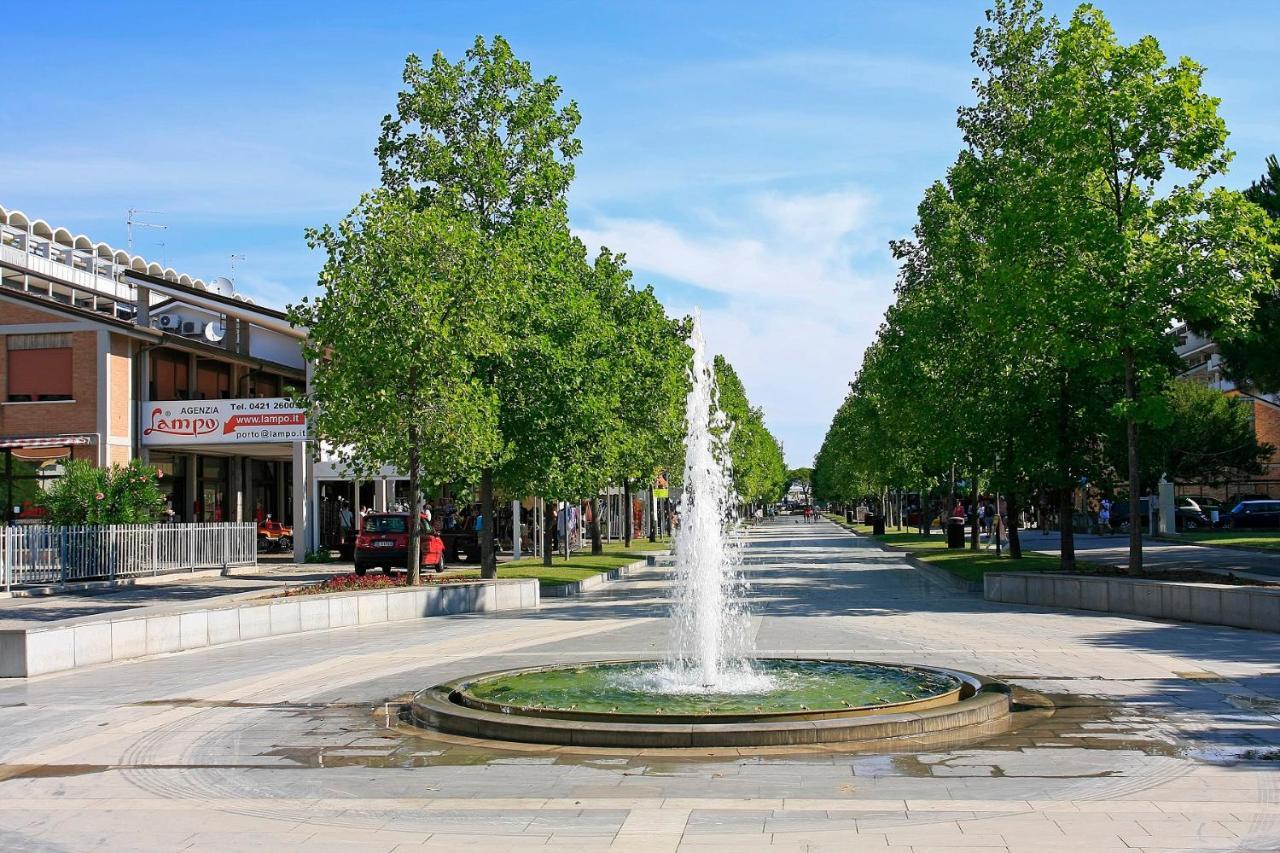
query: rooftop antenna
[
  {"left": 126, "top": 208, "right": 167, "bottom": 251},
  {"left": 155, "top": 240, "right": 167, "bottom": 267},
  {"left": 229, "top": 253, "right": 246, "bottom": 283}
]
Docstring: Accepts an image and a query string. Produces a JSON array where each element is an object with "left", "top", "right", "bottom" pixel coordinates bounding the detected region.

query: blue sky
[{"left": 4, "top": 1, "right": 1278, "bottom": 465}]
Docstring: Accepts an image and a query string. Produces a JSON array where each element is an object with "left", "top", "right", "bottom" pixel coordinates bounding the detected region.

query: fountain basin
[{"left": 410, "top": 657, "right": 1012, "bottom": 748}]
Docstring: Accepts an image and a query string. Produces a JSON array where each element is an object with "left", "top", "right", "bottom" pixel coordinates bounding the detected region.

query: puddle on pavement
[{"left": 8, "top": 682, "right": 1277, "bottom": 782}]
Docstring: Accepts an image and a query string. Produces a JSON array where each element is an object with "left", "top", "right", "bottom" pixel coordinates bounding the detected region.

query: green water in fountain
[{"left": 462, "top": 660, "right": 960, "bottom": 715}]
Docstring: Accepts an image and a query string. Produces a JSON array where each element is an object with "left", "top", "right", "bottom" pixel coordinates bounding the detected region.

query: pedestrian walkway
[{"left": 0, "top": 517, "right": 1277, "bottom": 851}]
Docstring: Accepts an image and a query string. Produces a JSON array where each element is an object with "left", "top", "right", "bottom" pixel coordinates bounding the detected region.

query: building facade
[
  {"left": 1174, "top": 323, "right": 1280, "bottom": 496},
  {"left": 0, "top": 204, "right": 317, "bottom": 554}
]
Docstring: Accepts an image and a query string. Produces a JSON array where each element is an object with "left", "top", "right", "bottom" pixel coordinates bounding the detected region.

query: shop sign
[{"left": 141, "top": 398, "right": 307, "bottom": 445}]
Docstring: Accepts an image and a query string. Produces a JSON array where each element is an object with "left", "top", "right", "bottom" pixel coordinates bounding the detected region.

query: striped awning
[{"left": 0, "top": 434, "right": 95, "bottom": 449}]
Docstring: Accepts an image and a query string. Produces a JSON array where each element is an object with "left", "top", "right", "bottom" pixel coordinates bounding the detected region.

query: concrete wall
[
  {"left": 985, "top": 572, "right": 1280, "bottom": 632},
  {"left": 0, "top": 578, "right": 539, "bottom": 678}
]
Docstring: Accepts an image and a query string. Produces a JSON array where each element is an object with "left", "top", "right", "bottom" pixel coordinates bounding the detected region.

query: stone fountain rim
[
  {"left": 409, "top": 656, "right": 1013, "bottom": 748},
  {"left": 445, "top": 656, "right": 967, "bottom": 724}
]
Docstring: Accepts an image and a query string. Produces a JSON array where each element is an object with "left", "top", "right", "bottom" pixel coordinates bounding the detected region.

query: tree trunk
[
  {"left": 1008, "top": 492, "right": 1022, "bottom": 559},
  {"left": 588, "top": 498, "right": 602, "bottom": 555},
  {"left": 1123, "top": 347, "right": 1143, "bottom": 574},
  {"left": 969, "top": 474, "right": 980, "bottom": 551},
  {"left": 648, "top": 488, "right": 657, "bottom": 542},
  {"left": 479, "top": 467, "right": 496, "bottom": 579},
  {"left": 542, "top": 500, "right": 555, "bottom": 567},
  {"left": 1058, "top": 488, "right": 1075, "bottom": 573},
  {"left": 406, "top": 434, "right": 422, "bottom": 587},
  {"left": 623, "top": 480, "right": 633, "bottom": 548}
]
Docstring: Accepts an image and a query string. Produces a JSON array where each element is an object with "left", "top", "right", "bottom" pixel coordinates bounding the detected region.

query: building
[
  {"left": 0, "top": 204, "right": 320, "bottom": 554},
  {"left": 1173, "top": 323, "right": 1280, "bottom": 495},
  {"left": 0, "top": 203, "right": 597, "bottom": 561}
]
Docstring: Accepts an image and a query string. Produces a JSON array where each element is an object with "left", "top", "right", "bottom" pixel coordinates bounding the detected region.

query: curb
[
  {"left": 1153, "top": 535, "right": 1280, "bottom": 557},
  {"left": 541, "top": 553, "right": 669, "bottom": 598}
]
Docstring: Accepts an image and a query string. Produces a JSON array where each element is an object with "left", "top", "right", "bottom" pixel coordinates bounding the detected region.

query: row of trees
[
  {"left": 813, "top": 1, "right": 1278, "bottom": 572},
  {"left": 714, "top": 357, "right": 788, "bottom": 512},
  {"left": 293, "top": 37, "right": 785, "bottom": 582}
]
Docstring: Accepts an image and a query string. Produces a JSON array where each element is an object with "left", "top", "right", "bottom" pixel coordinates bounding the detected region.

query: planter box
[
  {"left": 984, "top": 572, "right": 1280, "bottom": 632},
  {"left": 0, "top": 578, "right": 538, "bottom": 678}
]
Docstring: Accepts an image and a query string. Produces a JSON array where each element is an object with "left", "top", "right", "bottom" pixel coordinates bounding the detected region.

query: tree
[
  {"left": 713, "top": 356, "right": 787, "bottom": 510},
  {"left": 1215, "top": 154, "right": 1280, "bottom": 393},
  {"left": 1108, "top": 378, "right": 1272, "bottom": 489},
  {"left": 40, "top": 459, "right": 165, "bottom": 525},
  {"left": 293, "top": 192, "right": 502, "bottom": 584},
  {"left": 1031, "top": 6, "right": 1275, "bottom": 572},
  {"left": 588, "top": 249, "right": 691, "bottom": 551},
  {"left": 376, "top": 36, "right": 582, "bottom": 578}
]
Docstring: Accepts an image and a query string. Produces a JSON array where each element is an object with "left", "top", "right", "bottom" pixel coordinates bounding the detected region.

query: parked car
[
  {"left": 1226, "top": 500, "right": 1280, "bottom": 530},
  {"left": 354, "top": 512, "right": 446, "bottom": 575},
  {"left": 257, "top": 519, "right": 293, "bottom": 552},
  {"left": 1173, "top": 497, "right": 1213, "bottom": 531},
  {"left": 1108, "top": 498, "right": 1151, "bottom": 532},
  {"left": 1179, "top": 495, "right": 1226, "bottom": 526},
  {"left": 1228, "top": 493, "right": 1271, "bottom": 511}
]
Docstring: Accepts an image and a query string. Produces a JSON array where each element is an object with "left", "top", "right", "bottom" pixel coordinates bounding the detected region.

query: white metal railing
[{"left": 0, "top": 523, "right": 257, "bottom": 589}]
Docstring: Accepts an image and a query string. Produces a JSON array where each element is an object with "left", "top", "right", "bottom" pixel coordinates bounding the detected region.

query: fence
[{"left": 1, "top": 522, "right": 257, "bottom": 589}]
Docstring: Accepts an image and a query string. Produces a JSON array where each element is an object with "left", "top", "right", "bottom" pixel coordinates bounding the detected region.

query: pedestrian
[{"left": 1098, "top": 498, "right": 1112, "bottom": 536}]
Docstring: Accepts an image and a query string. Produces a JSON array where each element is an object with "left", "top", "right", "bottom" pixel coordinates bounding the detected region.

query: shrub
[
  {"left": 282, "top": 572, "right": 474, "bottom": 596},
  {"left": 39, "top": 459, "right": 165, "bottom": 525}
]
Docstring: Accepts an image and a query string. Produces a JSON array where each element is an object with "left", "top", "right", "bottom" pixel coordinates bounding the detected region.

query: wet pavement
[{"left": 0, "top": 517, "right": 1277, "bottom": 851}]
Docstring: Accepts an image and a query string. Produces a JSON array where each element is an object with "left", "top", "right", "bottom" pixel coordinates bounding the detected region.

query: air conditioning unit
[
  {"left": 157, "top": 314, "right": 179, "bottom": 330},
  {"left": 181, "top": 320, "right": 204, "bottom": 336}
]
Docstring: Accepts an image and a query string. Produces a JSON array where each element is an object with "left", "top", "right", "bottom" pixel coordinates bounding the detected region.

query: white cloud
[{"left": 576, "top": 188, "right": 896, "bottom": 466}]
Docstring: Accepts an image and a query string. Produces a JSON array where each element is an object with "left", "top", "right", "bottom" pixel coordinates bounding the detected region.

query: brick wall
[
  {"left": 108, "top": 333, "right": 132, "bottom": 442},
  {"left": 0, "top": 300, "right": 100, "bottom": 442},
  {"left": 1254, "top": 398, "right": 1280, "bottom": 477}
]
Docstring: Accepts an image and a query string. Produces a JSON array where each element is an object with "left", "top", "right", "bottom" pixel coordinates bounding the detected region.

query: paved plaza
[{"left": 1, "top": 517, "right": 1278, "bottom": 852}]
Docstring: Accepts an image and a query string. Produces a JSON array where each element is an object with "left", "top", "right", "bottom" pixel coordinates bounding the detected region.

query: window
[
  {"left": 6, "top": 333, "right": 73, "bottom": 402},
  {"left": 2, "top": 446, "right": 70, "bottom": 522},
  {"left": 195, "top": 359, "right": 231, "bottom": 400},
  {"left": 249, "top": 371, "right": 279, "bottom": 398},
  {"left": 150, "top": 349, "right": 190, "bottom": 400}
]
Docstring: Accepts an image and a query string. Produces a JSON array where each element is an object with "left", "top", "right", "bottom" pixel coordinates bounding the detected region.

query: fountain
[{"left": 411, "top": 314, "right": 1011, "bottom": 748}]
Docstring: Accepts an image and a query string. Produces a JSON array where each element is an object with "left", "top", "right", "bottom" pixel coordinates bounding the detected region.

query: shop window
[
  {"left": 150, "top": 349, "right": 190, "bottom": 401},
  {"left": 195, "top": 359, "right": 231, "bottom": 400},
  {"left": 6, "top": 333, "right": 73, "bottom": 402},
  {"left": 2, "top": 446, "right": 70, "bottom": 522}
]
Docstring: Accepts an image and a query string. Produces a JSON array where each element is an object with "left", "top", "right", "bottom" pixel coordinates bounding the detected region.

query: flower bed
[{"left": 281, "top": 573, "right": 477, "bottom": 596}]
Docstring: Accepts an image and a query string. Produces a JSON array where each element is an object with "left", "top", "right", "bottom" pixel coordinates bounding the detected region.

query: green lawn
[
  {"left": 1167, "top": 531, "right": 1280, "bottom": 551},
  {"left": 825, "top": 513, "right": 1082, "bottom": 582},
  {"left": 445, "top": 538, "right": 671, "bottom": 588}
]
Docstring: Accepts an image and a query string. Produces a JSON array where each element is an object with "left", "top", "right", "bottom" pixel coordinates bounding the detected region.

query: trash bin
[
  {"left": 871, "top": 514, "right": 886, "bottom": 536},
  {"left": 845, "top": 509, "right": 854, "bottom": 524},
  {"left": 946, "top": 516, "right": 965, "bottom": 549},
  {"left": 863, "top": 512, "right": 874, "bottom": 525}
]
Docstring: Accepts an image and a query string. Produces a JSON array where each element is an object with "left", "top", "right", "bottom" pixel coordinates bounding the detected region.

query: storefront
[{"left": 0, "top": 436, "right": 95, "bottom": 523}]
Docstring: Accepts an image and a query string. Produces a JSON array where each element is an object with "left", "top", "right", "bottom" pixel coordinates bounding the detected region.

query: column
[
  {"left": 292, "top": 441, "right": 308, "bottom": 563},
  {"left": 229, "top": 457, "right": 244, "bottom": 522},
  {"left": 375, "top": 478, "right": 388, "bottom": 512}
]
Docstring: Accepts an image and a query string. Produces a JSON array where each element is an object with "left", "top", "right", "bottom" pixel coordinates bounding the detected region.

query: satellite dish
[
  {"left": 207, "top": 276, "right": 235, "bottom": 297},
  {"left": 204, "top": 321, "right": 225, "bottom": 343}
]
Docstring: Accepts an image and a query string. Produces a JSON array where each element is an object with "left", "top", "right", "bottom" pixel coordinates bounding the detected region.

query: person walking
[{"left": 1098, "top": 498, "right": 1112, "bottom": 536}]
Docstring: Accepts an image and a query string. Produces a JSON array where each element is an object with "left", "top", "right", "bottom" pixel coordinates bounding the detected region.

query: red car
[{"left": 354, "top": 512, "right": 446, "bottom": 575}]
